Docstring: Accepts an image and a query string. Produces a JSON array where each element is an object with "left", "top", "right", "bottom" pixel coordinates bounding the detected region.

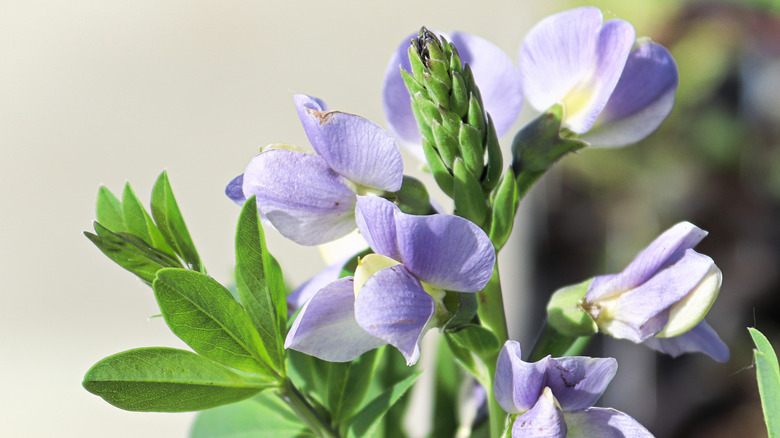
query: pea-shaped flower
[
  {"left": 519, "top": 6, "right": 678, "bottom": 146},
  {"left": 585, "top": 222, "right": 727, "bottom": 361},
  {"left": 226, "top": 95, "right": 403, "bottom": 245},
  {"left": 549, "top": 222, "right": 729, "bottom": 362},
  {"left": 285, "top": 196, "right": 495, "bottom": 365},
  {"left": 494, "top": 341, "right": 653, "bottom": 437}
]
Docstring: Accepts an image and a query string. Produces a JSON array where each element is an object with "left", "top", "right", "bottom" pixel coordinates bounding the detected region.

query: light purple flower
[
  {"left": 519, "top": 7, "right": 678, "bottom": 147},
  {"left": 285, "top": 196, "right": 495, "bottom": 365},
  {"left": 226, "top": 95, "right": 403, "bottom": 246},
  {"left": 583, "top": 222, "right": 729, "bottom": 362},
  {"left": 494, "top": 341, "right": 654, "bottom": 438},
  {"left": 383, "top": 31, "right": 523, "bottom": 160}
]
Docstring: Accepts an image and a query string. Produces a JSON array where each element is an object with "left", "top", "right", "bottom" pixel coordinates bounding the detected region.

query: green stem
[
  {"left": 278, "top": 378, "right": 339, "bottom": 438},
  {"left": 477, "top": 263, "right": 509, "bottom": 345},
  {"left": 483, "top": 355, "right": 508, "bottom": 438}
]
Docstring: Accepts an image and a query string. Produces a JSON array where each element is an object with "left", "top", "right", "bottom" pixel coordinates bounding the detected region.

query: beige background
[{"left": 0, "top": 1, "right": 681, "bottom": 437}]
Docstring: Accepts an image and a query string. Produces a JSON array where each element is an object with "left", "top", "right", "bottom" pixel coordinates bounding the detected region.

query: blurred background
[{"left": 1, "top": 0, "right": 778, "bottom": 436}]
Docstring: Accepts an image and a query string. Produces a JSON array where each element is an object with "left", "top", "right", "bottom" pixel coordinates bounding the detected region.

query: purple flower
[
  {"left": 494, "top": 341, "right": 654, "bottom": 438},
  {"left": 519, "top": 7, "right": 678, "bottom": 147},
  {"left": 226, "top": 95, "right": 403, "bottom": 246},
  {"left": 382, "top": 31, "right": 523, "bottom": 160},
  {"left": 285, "top": 196, "right": 495, "bottom": 365},
  {"left": 583, "top": 222, "right": 729, "bottom": 362}
]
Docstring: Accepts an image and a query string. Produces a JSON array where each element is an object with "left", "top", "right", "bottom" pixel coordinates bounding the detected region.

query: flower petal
[
  {"left": 512, "top": 388, "right": 567, "bottom": 438},
  {"left": 519, "top": 7, "right": 604, "bottom": 113},
  {"left": 494, "top": 340, "right": 546, "bottom": 413},
  {"left": 565, "top": 407, "right": 653, "bottom": 438},
  {"left": 596, "top": 249, "right": 715, "bottom": 342},
  {"left": 382, "top": 34, "right": 422, "bottom": 145},
  {"left": 285, "top": 278, "right": 386, "bottom": 362},
  {"left": 295, "top": 95, "right": 403, "bottom": 192},
  {"left": 587, "top": 222, "right": 708, "bottom": 302},
  {"left": 450, "top": 32, "right": 523, "bottom": 137},
  {"left": 355, "top": 196, "right": 401, "bottom": 261},
  {"left": 243, "top": 149, "right": 357, "bottom": 245},
  {"left": 354, "top": 265, "right": 435, "bottom": 365},
  {"left": 582, "top": 41, "right": 678, "bottom": 147},
  {"left": 225, "top": 174, "right": 246, "bottom": 205},
  {"left": 656, "top": 264, "right": 722, "bottom": 338},
  {"left": 544, "top": 356, "right": 617, "bottom": 411},
  {"left": 562, "top": 19, "right": 635, "bottom": 133},
  {"left": 395, "top": 210, "right": 495, "bottom": 292},
  {"left": 287, "top": 255, "right": 353, "bottom": 313},
  {"left": 643, "top": 320, "right": 730, "bottom": 362}
]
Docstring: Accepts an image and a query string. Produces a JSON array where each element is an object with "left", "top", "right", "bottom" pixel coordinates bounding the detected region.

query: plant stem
[
  {"left": 477, "top": 264, "right": 509, "bottom": 345},
  {"left": 278, "top": 378, "right": 339, "bottom": 438},
  {"left": 481, "top": 353, "right": 508, "bottom": 438}
]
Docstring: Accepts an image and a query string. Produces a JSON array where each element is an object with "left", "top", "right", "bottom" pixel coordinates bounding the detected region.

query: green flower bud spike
[{"left": 404, "top": 27, "right": 503, "bottom": 205}]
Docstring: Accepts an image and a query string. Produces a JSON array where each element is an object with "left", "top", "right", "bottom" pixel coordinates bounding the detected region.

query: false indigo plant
[{"left": 80, "top": 6, "right": 778, "bottom": 438}]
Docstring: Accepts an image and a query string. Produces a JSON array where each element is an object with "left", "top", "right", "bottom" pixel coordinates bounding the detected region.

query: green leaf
[
  {"left": 83, "top": 347, "right": 275, "bottom": 412},
  {"left": 749, "top": 328, "right": 780, "bottom": 438},
  {"left": 86, "top": 222, "right": 182, "bottom": 284},
  {"left": 96, "top": 186, "right": 125, "bottom": 232},
  {"left": 153, "top": 268, "right": 277, "bottom": 377},
  {"left": 151, "top": 171, "right": 203, "bottom": 272},
  {"left": 121, "top": 183, "right": 175, "bottom": 256},
  {"left": 449, "top": 324, "right": 500, "bottom": 356},
  {"left": 346, "top": 371, "right": 422, "bottom": 438},
  {"left": 328, "top": 349, "right": 381, "bottom": 427},
  {"left": 235, "top": 196, "right": 288, "bottom": 375},
  {"left": 190, "top": 392, "right": 314, "bottom": 438}
]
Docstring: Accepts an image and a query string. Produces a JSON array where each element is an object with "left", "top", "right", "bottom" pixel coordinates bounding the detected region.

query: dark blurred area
[{"left": 526, "top": 1, "right": 780, "bottom": 437}]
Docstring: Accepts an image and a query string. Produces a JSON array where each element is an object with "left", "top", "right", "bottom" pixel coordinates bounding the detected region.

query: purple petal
[
  {"left": 596, "top": 249, "right": 715, "bottom": 343},
  {"left": 544, "top": 356, "right": 617, "bottom": 411},
  {"left": 354, "top": 265, "right": 435, "bottom": 365},
  {"left": 288, "top": 255, "right": 353, "bottom": 314},
  {"left": 512, "top": 389, "right": 567, "bottom": 438},
  {"left": 295, "top": 95, "right": 403, "bottom": 192},
  {"left": 587, "top": 222, "right": 708, "bottom": 302},
  {"left": 243, "top": 149, "right": 357, "bottom": 245},
  {"left": 643, "top": 320, "right": 730, "bottom": 362},
  {"left": 519, "top": 7, "right": 604, "bottom": 113},
  {"left": 285, "top": 278, "right": 386, "bottom": 362},
  {"left": 565, "top": 407, "right": 654, "bottom": 438},
  {"left": 395, "top": 211, "right": 495, "bottom": 292},
  {"left": 355, "top": 196, "right": 401, "bottom": 261},
  {"left": 225, "top": 174, "right": 246, "bottom": 205},
  {"left": 382, "top": 33, "right": 421, "bottom": 145},
  {"left": 583, "top": 41, "right": 678, "bottom": 147},
  {"left": 494, "top": 341, "right": 546, "bottom": 413},
  {"left": 562, "top": 19, "right": 634, "bottom": 133},
  {"left": 450, "top": 32, "right": 523, "bottom": 137}
]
